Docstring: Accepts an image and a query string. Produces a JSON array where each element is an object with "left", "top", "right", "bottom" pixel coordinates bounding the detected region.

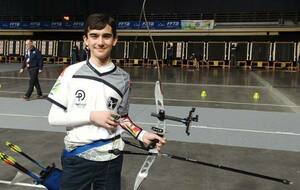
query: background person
[{"left": 20, "top": 39, "right": 43, "bottom": 100}]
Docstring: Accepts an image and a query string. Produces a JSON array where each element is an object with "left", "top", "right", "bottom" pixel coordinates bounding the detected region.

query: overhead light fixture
[{"left": 63, "top": 16, "right": 70, "bottom": 21}]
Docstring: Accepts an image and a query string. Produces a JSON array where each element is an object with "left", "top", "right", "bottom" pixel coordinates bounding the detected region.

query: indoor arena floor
[{"left": 0, "top": 63, "right": 299, "bottom": 190}]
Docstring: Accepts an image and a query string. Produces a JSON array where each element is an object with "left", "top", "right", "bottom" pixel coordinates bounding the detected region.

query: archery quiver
[
  {"left": 39, "top": 164, "right": 62, "bottom": 190},
  {"left": 1, "top": 141, "right": 62, "bottom": 190}
]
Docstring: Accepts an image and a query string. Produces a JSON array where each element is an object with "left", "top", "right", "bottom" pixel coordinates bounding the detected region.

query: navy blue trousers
[
  {"left": 25, "top": 67, "right": 42, "bottom": 97},
  {"left": 60, "top": 154, "right": 123, "bottom": 190}
]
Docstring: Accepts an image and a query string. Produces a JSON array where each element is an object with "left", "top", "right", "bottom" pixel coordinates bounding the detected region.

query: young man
[
  {"left": 47, "top": 13, "right": 165, "bottom": 190},
  {"left": 20, "top": 39, "right": 43, "bottom": 100}
]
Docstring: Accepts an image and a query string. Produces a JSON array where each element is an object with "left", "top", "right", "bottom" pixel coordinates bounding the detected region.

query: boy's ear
[
  {"left": 113, "top": 36, "right": 118, "bottom": 46},
  {"left": 83, "top": 35, "right": 88, "bottom": 47}
]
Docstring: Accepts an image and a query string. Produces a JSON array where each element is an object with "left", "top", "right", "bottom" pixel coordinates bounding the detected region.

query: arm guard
[{"left": 118, "top": 116, "right": 143, "bottom": 139}]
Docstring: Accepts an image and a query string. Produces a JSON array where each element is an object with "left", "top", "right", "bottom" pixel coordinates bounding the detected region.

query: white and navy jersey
[{"left": 48, "top": 60, "right": 130, "bottom": 161}]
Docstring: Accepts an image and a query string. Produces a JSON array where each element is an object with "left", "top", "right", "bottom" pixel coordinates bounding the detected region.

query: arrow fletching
[
  {"left": 0, "top": 152, "right": 16, "bottom": 165},
  {"left": 0, "top": 152, "right": 41, "bottom": 181},
  {"left": 5, "top": 141, "right": 46, "bottom": 170},
  {"left": 6, "top": 141, "right": 22, "bottom": 153}
]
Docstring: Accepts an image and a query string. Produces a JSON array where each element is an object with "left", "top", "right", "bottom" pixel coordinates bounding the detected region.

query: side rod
[{"left": 118, "top": 140, "right": 293, "bottom": 185}]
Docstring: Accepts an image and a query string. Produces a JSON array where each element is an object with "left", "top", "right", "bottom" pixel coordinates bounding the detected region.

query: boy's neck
[{"left": 90, "top": 56, "right": 111, "bottom": 67}]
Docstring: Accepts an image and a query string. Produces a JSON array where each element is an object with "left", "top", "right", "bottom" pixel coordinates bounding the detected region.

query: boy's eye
[
  {"left": 89, "top": 34, "right": 98, "bottom": 38},
  {"left": 103, "top": 34, "right": 113, "bottom": 38},
  {"left": 88, "top": 33, "right": 113, "bottom": 39}
]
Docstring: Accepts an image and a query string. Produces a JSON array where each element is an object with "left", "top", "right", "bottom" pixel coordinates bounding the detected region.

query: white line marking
[
  {"left": 131, "top": 97, "right": 300, "bottom": 108},
  {"left": 136, "top": 122, "right": 300, "bottom": 136},
  {"left": 1, "top": 93, "right": 298, "bottom": 108},
  {"left": 132, "top": 81, "right": 266, "bottom": 89},
  {"left": 1, "top": 92, "right": 298, "bottom": 109},
  {"left": 0, "top": 180, "right": 46, "bottom": 188},
  {"left": 0, "top": 76, "right": 56, "bottom": 81},
  {"left": 0, "top": 114, "right": 299, "bottom": 136},
  {"left": 0, "top": 90, "right": 24, "bottom": 94},
  {"left": 0, "top": 113, "right": 47, "bottom": 118},
  {"left": 191, "top": 125, "right": 300, "bottom": 136},
  {"left": 0, "top": 77, "right": 266, "bottom": 89}
]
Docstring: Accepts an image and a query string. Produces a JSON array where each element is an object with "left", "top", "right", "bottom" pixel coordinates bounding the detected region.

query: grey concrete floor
[
  {"left": 0, "top": 129, "right": 299, "bottom": 190},
  {"left": 1, "top": 64, "right": 299, "bottom": 112},
  {"left": 0, "top": 63, "right": 299, "bottom": 190}
]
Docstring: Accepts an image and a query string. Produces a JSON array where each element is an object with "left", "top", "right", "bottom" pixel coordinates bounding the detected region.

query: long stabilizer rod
[
  {"left": 112, "top": 141, "right": 293, "bottom": 185},
  {"left": 161, "top": 152, "right": 292, "bottom": 185}
]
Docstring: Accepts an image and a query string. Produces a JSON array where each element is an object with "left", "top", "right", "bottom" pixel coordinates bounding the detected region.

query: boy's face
[{"left": 84, "top": 24, "right": 117, "bottom": 62}]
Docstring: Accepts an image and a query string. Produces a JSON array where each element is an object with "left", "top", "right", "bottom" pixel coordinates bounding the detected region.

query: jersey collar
[{"left": 86, "top": 59, "right": 117, "bottom": 77}]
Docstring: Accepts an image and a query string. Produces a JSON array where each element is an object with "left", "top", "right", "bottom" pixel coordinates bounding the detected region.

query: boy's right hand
[{"left": 90, "top": 111, "right": 119, "bottom": 132}]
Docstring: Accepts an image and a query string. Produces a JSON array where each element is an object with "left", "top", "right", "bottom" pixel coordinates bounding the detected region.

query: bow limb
[
  {"left": 133, "top": 152, "right": 156, "bottom": 190},
  {"left": 133, "top": 81, "right": 165, "bottom": 190},
  {"left": 154, "top": 81, "right": 166, "bottom": 134},
  {"left": 134, "top": 0, "right": 163, "bottom": 188}
]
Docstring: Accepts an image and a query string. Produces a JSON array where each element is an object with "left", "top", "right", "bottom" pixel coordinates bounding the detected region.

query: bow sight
[{"left": 151, "top": 107, "right": 199, "bottom": 135}]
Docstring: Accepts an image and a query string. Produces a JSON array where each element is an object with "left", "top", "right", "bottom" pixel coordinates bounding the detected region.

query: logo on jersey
[
  {"left": 49, "top": 80, "right": 61, "bottom": 95},
  {"left": 107, "top": 97, "right": 118, "bottom": 110},
  {"left": 75, "top": 90, "right": 86, "bottom": 105}
]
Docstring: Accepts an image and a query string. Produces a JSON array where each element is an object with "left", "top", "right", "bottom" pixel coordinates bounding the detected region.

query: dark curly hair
[{"left": 84, "top": 13, "right": 117, "bottom": 38}]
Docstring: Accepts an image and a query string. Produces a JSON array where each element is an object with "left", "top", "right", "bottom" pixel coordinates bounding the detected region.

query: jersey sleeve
[
  {"left": 117, "top": 74, "right": 130, "bottom": 116},
  {"left": 47, "top": 64, "right": 91, "bottom": 127},
  {"left": 47, "top": 69, "right": 70, "bottom": 110}
]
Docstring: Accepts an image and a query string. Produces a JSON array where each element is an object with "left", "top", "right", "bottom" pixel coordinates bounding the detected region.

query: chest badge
[
  {"left": 107, "top": 97, "right": 119, "bottom": 110},
  {"left": 75, "top": 89, "right": 86, "bottom": 106}
]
